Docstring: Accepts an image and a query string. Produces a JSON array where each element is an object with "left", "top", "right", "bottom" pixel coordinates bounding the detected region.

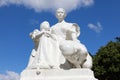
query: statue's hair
[
  {"left": 56, "top": 8, "right": 66, "bottom": 13},
  {"left": 40, "top": 21, "right": 50, "bottom": 30}
]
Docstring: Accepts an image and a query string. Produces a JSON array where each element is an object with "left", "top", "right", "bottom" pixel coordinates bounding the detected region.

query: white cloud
[
  {"left": 0, "top": 0, "right": 94, "bottom": 12},
  {"left": 88, "top": 22, "right": 103, "bottom": 33},
  {"left": 0, "top": 71, "right": 20, "bottom": 80}
]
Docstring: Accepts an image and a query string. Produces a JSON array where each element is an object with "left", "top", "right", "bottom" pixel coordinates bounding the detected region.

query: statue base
[{"left": 20, "top": 68, "right": 97, "bottom": 80}]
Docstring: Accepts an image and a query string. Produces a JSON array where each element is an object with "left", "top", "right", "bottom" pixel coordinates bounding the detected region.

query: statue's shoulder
[
  {"left": 72, "top": 23, "right": 79, "bottom": 28},
  {"left": 65, "top": 22, "right": 79, "bottom": 29},
  {"left": 65, "top": 21, "right": 79, "bottom": 27},
  {"left": 51, "top": 23, "right": 58, "bottom": 27},
  {"left": 65, "top": 22, "right": 80, "bottom": 37},
  {"left": 51, "top": 24, "right": 57, "bottom": 30}
]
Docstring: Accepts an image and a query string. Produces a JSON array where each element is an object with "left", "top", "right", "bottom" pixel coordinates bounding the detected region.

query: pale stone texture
[
  {"left": 21, "top": 69, "right": 97, "bottom": 80},
  {"left": 27, "top": 21, "right": 63, "bottom": 69},
  {"left": 20, "top": 8, "right": 97, "bottom": 80},
  {"left": 27, "top": 8, "right": 92, "bottom": 69}
]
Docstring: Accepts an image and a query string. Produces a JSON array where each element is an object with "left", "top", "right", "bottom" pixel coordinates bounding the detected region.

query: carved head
[
  {"left": 56, "top": 8, "right": 66, "bottom": 22},
  {"left": 40, "top": 21, "right": 50, "bottom": 31}
]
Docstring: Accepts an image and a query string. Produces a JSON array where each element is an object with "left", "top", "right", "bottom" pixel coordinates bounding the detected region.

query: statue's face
[{"left": 56, "top": 8, "right": 66, "bottom": 20}]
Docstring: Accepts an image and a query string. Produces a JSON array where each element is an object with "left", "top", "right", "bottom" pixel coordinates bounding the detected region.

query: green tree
[{"left": 93, "top": 37, "right": 120, "bottom": 80}]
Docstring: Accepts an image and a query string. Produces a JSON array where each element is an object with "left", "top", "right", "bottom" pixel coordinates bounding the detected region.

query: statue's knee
[
  {"left": 82, "top": 60, "right": 92, "bottom": 69},
  {"left": 82, "top": 54, "right": 92, "bottom": 69}
]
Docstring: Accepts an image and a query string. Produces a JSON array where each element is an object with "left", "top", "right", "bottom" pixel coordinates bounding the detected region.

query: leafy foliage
[{"left": 93, "top": 37, "right": 120, "bottom": 80}]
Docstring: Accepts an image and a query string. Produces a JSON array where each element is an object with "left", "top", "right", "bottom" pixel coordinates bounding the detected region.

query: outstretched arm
[
  {"left": 29, "top": 29, "right": 39, "bottom": 40},
  {"left": 30, "top": 29, "right": 45, "bottom": 40}
]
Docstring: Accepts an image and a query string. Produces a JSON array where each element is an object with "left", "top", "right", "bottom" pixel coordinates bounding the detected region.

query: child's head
[{"left": 40, "top": 21, "right": 50, "bottom": 31}]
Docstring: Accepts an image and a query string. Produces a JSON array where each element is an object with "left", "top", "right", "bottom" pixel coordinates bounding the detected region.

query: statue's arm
[
  {"left": 34, "top": 31, "right": 44, "bottom": 39},
  {"left": 49, "top": 34, "right": 57, "bottom": 40},
  {"left": 29, "top": 29, "right": 39, "bottom": 40},
  {"left": 30, "top": 29, "right": 47, "bottom": 41},
  {"left": 45, "top": 29, "right": 57, "bottom": 40}
]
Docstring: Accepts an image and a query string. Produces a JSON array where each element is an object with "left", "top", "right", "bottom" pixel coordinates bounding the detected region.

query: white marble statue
[
  {"left": 51, "top": 8, "right": 92, "bottom": 68},
  {"left": 27, "top": 21, "right": 63, "bottom": 69},
  {"left": 20, "top": 8, "right": 98, "bottom": 80},
  {"left": 27, "top": 8, "right": 92, "bottom": 69}
]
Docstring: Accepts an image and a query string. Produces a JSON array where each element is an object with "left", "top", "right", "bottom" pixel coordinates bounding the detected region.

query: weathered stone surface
[{"left": 20, "top": 69, "right": 97, "bottom": 80}]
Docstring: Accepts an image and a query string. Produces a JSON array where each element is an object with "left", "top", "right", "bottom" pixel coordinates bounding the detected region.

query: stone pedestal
[{"left": 20, "top": 68, "right": 97, "bottom": 80}]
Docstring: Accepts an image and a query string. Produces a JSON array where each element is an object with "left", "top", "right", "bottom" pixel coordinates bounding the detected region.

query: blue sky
[{"left": 0, "top": 0, "right": 120, "bottom": 79}]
